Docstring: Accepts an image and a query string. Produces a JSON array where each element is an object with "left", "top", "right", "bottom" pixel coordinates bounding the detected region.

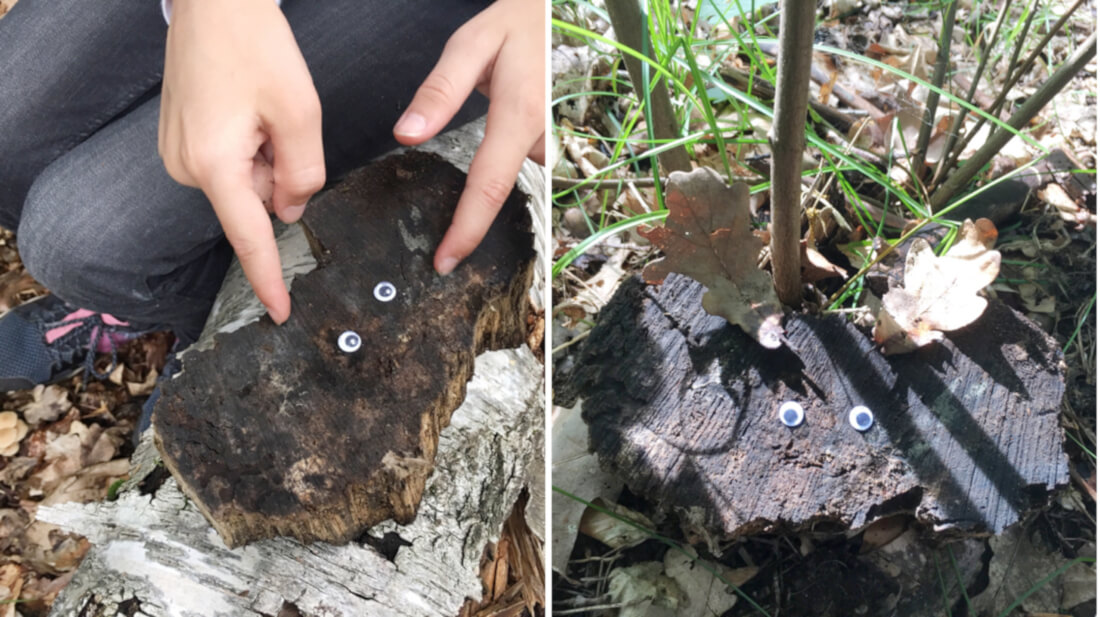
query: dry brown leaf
[
  {"left": 13, "top": 520, "right": 91, "bottom": 575},
  {"left": 640, "top": 168, "right": 784, "bottom": 348},
  {"left": 0, "top": 270, "right": 42, "bottom": 313},
  {"left": 28, "top": 421, "right": 124, "bottom": 498},
  {"left": 579, "top": 498, "right": 655, "bottom": 550},
  {"left": 859, "top": 515, "right": 910, "bottom": 553},
  {"left": 873, "top": 218, "right": 1001, "bottom": 354},
  {"left": 0, "top": 563, "right": 22, "bottom": 617},
  {"left": 801, "top": 241, "right": 847, "bottom": 284}
]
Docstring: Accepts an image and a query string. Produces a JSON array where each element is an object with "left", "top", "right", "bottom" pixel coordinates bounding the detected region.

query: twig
[
  {"left": 552, "top": 176, "right": 662, "bottom": 191},
  {"left": 929, "top": 32, "right": 1097, "bottom": 211},
  {"left": 551, "top": 330, "right": 591, "bottom": 355},
  {"left": 933, "top": 0, "right": 1012, "bottom": 186},
  {"left": 913, "top": 0, "right": 958, "bottom": 172}
]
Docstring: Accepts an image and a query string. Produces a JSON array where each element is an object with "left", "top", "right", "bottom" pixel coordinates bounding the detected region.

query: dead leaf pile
[
  {"left": 873, "top": 218, "right": 1001, "bottom": 354},
  {"left": 641, "top": 168, "right": 785, "bottom": 349}
]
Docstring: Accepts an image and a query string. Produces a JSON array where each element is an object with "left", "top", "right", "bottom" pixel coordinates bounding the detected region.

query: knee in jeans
[{"left": 17, "top": 178, "right": 122, "bottom": 307}]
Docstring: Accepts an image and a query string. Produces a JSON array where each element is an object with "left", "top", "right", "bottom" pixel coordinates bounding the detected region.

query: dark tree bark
[
  {"left": 153, "top": 151, "right": 536, "bottom": 548},
  {"left": 561, "top": 273, "right": 1068, "bottom": 539}
]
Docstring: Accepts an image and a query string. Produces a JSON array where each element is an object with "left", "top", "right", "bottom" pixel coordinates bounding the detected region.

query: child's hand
[
  {"left": 158, "top": 0, "right": 325, "bottom": 325},
  {"left": 393, "top": 0, "right": 545, "bottom": 275}
]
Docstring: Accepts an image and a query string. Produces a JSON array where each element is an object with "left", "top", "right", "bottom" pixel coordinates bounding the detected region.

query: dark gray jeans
[{"left": 0, "top": 0, "right": 488, "bottom": 344}]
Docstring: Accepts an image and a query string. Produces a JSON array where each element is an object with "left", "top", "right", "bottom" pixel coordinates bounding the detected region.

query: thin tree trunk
[
  {"left": 605, "top": 0, "right": 692, "bottom": 174},
  {"left": 769, "top": 0, "right": 816, "bottom": 307}
]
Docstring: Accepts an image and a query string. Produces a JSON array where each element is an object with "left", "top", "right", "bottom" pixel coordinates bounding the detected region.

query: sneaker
[{"left": 0, "top": 294, "right": 157, "bottom": 391}]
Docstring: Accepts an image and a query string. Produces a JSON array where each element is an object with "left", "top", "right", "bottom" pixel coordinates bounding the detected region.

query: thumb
[{"left": 393, "top": 25, "right": 502, "bottom": 145}]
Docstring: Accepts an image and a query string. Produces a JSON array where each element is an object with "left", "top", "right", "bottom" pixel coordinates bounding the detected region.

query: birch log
[{"left": 37, "top": 118, "right": 547, "bottom": 617}]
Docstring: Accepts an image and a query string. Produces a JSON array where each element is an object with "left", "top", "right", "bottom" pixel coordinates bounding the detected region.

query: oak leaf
[
  {"left": 873, "top": 218, "right": 1000, "bottom": 354},
  {"left": 640, "top": 168, "right": 784, "bottom": 348}
]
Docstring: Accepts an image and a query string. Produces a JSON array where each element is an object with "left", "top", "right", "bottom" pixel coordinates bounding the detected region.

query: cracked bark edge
[{"left": 40, "top": 348, "right": 542, "bottom": 617}]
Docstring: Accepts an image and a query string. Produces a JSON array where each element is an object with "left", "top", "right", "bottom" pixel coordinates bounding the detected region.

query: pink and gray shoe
[{"left": 0, "top": 294, "right": 155, "bottom": 391}]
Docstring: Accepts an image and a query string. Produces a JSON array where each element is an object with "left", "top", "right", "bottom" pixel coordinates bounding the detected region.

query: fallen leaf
[
  {"left": 801, "top": 241, "right": 847, "bottom": 284},
  {"left": 21, "top": 385, "right": 72, "bottom": 426},
  {"left": 0, "top": 270, "right": 42, "bottom": 313},
  {"left": 873, "top": 218, "right": 1001, "bottom": 354},
  {"left": 641, "top": 168, "right": 785, "bottom": 348},
  {"left": 664, "top": 546, "right": 757, "bottom": 617},
  {"left": 859, "top": 515, "right": 910, "bottom": 553},
  {"left": 578, "top": 498, "right": 655, "bottom": 550},
  {"left": 28, "top": 421, "right": 125, "bottom": 498},
  {"left": 39, "top": 458, "right": 130, "bottom": 506},
  {"left": 126, "top": 368, "right": 158, "bottom": 397},
  {"left": 0, "top": 563, "right": 23, "bottom": 617},
  {"left": 607, "top": 562, "right": 682, "bottom": 617},
  {"left": 107, "top": 363, "right": 125, "bottom": 386}
]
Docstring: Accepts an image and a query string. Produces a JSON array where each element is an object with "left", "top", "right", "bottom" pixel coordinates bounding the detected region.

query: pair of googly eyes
[
  {"left": 778, "top": 402, "right": 874, "bottom": 432},
  {"left": 336, "top": 281, "right": 397, "bottom": 353}
]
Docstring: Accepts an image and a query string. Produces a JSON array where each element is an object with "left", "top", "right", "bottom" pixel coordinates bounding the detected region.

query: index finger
[
  {"left": 206, "top": 172, "right": 291, "bottom": 324},
  {"left": 434, "top": 98, "right": 540, "bottom": 275}
]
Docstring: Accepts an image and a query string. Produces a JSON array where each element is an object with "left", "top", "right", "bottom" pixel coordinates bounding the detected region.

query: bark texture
[
  {"left": 154, "top": 150, "right": 535, "bottom": 548},
  {"left": 561, "top": 274, "right": 1068, "bottom": 543},
  {"left": 37, "top": 119, "right": 547, "bottom": 617}
]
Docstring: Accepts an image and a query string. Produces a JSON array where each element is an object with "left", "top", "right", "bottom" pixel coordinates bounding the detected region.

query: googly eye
[
  {"left": 778, "top": 401, "right": 804, "bottom": 427},
  {"left": 337, "top": 331, "right": 361, "bottom": 353},
  {"left": 374, "top": 281, "right": 396, "bottom": 302},
  {"left": 849, "top": 405, "right": 874, "bottom": 432}
]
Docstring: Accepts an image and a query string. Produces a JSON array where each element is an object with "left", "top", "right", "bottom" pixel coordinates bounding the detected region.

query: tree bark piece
[
  {"left": 561, "top": 274, "right": 1068, "bottom": 542},
  {"left": 39, "top": 348, "right": 543, "bottom": 617},
  {"left": 153, "top": 150, "right": 536, "bottom": 547}
]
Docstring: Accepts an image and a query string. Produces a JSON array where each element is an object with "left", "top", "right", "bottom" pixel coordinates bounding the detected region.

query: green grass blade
[{"left": 552, "top": 211, "right": 667, "bottom": 278}]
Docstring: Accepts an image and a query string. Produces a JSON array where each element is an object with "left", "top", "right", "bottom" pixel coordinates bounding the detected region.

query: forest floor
[
  {"left": 0, "top": 2, "right": 542, "bottom": 616},
  {"left": 550, "top": 0, "right": 1095, "bottom": 616}
]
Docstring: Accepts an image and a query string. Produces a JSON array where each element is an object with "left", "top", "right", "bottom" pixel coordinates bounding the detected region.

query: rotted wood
[
  {"left": 153, "top": 150, "right": 535, "bottom": 547},
  {"left": 561, "top": 273, "right": 1068, "bottom": 539}
]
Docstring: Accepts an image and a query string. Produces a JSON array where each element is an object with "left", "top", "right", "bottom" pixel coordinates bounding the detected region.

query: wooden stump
[
  {"left": 561, "top": 274, "right": 1068, "bottom": 540},
  {"left": 153, "top": 150, "right": 536, "bottom": 547}
]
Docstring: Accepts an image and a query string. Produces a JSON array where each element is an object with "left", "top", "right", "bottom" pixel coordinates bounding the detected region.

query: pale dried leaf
[
  {"left": 607, "top": 562, "right": 682, "bottom": 617},
  {"left": 801, "top": 242, "right": 847, "bottom": 284},
  {"left": 107, "top": 363, "right": 125, "bottom": 386},
  {"left": 0, "top": 562, "right": 22, "bottom": 617},
  {"left": 21, "top": 385, "right": 72, "bottom": 426},
  {"left": 39, "top": 458, "right": 130, "bottom": 507},
  {"left": 859, "top": 515, "right": 910, "bottom": 553},
  {"left": 578, "top": 498, "right": 655, "bottom": 550},
  {"left": 641, "top": 168, "right": 784, "bottom": 348},
  {"left": 126, "top": 368, "right": 158, "bottom": 397},
  {"left": 874, "top": 218, "right": 1001, "bottom": 354},
  {"left": 664, "top": 546, "right": 757, "bottom": 617}
]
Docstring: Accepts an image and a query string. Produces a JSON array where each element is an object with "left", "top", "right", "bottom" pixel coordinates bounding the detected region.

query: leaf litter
[
  {"left": 552, "top": 0, "right": 1094, "bottom": 613},
  {"left": 0, "top": 223, "right": 171, "bottom": 615}
]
